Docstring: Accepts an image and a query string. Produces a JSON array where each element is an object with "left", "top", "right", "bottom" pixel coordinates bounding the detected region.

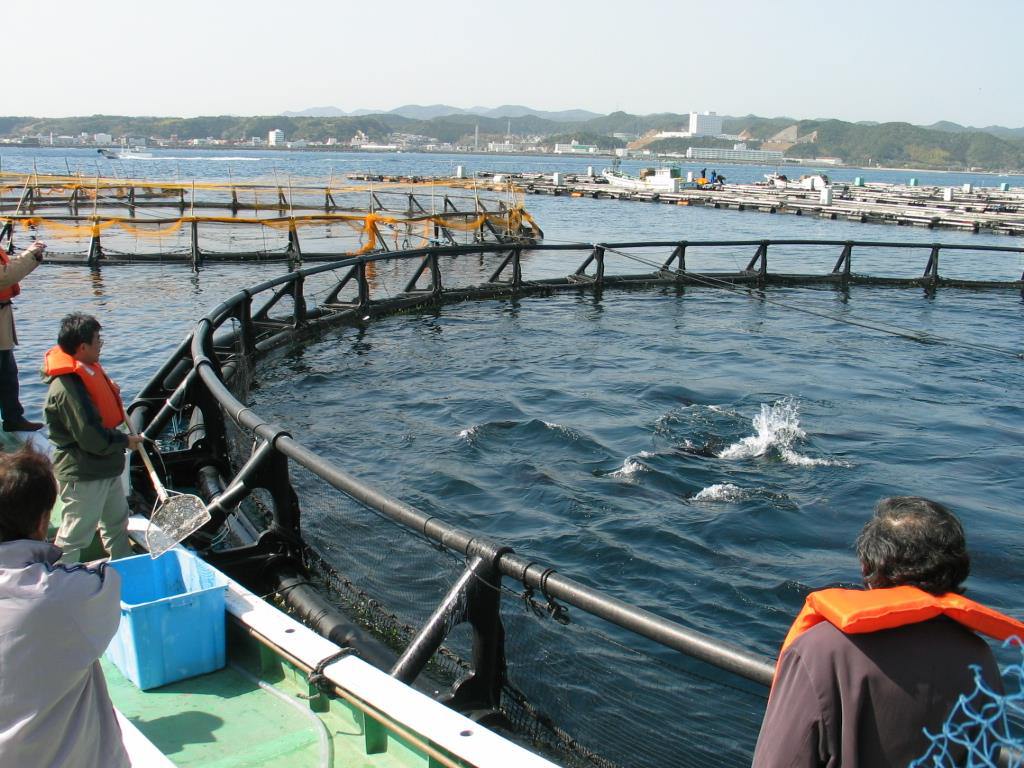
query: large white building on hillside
[
  {"left": 688, "top": 111, "right": 724, "bottom": 137},
  {"left": 686, "top": 146, "right": 784, "bottom": 162},
  {"left": 268, "top": 129, "right": 284, "bottom": 146}
]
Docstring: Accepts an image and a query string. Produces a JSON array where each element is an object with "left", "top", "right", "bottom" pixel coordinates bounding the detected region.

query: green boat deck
[{"left": 104, "top": 623, "right": 433, "bottom": 768}]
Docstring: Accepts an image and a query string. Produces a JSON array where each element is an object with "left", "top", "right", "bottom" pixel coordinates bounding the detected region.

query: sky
[{"left": 9, "top": 0, "right": 1024, "bottom": 127}]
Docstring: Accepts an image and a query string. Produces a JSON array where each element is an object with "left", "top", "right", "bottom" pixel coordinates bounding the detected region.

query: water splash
[
  {"left": 606, "top": 451, "right": 655, "bottom": 479},
  {"left": 718, "top": 398, "right": 849, "bottom": 467},
  {"left": 692, "top": 483, "right": 748, "bottom": 502}
]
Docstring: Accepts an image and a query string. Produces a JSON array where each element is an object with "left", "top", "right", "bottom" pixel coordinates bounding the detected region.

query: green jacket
[{"left": 43, "top": 374, "right": 128, "bottom": 482}]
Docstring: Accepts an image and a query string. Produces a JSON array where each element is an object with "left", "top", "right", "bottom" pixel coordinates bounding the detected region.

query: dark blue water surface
[{"left": 4, "top": 147, "right": 1024, "bottom": 759}]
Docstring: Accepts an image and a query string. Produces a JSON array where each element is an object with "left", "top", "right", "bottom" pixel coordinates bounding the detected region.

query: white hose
[{"left": 229, "top": 662, "right": 333, "bottom": 768}]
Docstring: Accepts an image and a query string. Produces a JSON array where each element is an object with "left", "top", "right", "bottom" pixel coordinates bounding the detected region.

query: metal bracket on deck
[
  {"left": 286, "top": 220, "right": 302, "bottom": 265},
  {"left": 323, "top": 261, "right": 371, "bottom": 310},
  {"left": 574, "top": 245, "right": 605, "bottom": 285},
  {"left": 403, "top": 252, "right": 443, "bottom": 296},
  {"left": 832, "top": 242, "right": 853, "bottom": 279},
  {"left": 662, "top": 242, "right": 687, "bottom": 273},
  {"left": 88, "top": 224, "right": 105, "bottom": 269},
  {"left": 390, "top": 540, "right": 512, "bottom": 723},
  {"left": 745, "top": 241, "right": 769, "bottom": 284},
  {"left": 487, "top": 247, "right": 522, "bottom": 288},
  {"left": 252, "top": 279, "right": 307, "bottom": 327},
  {"left": 923, "top": 245, "right": 940, "bottom": 290}
]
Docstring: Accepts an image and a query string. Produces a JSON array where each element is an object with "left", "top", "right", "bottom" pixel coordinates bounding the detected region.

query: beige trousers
[{"left": 54, "top": 476, "right": 133, "bottom": 564}]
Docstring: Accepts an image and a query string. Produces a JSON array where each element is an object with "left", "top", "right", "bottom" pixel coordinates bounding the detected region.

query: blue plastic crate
[{"left": 105, "top": 549, "right": 228, "bottom": 690}]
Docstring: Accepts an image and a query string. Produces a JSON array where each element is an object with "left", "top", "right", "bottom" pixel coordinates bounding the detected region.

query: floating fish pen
[
  {"left": 0, "top": 172, "right": 541, "bottom": 267},
  {"left": 125, "top": 235, "right": 1024, "bottom": 768}
]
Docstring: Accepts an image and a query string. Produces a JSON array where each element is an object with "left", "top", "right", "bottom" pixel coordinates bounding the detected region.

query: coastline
[{"left": 7, "top": 143, "right": 1018, "bottom": 176}]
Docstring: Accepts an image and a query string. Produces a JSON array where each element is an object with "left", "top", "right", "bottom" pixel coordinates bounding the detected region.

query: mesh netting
[
  {"left": 0, "top": 172, "right": 538, "bottom": 262},
  {"left": 912, "top": 640, "right": 1024, "bottom": 768},
  {"left": 282, "top": 460, "right": 768, "bottom": 767}
]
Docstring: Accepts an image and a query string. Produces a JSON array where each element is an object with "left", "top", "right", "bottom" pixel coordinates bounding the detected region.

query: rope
[{"left": 594, "top": 243, "right": 1024, "bottom": 362}]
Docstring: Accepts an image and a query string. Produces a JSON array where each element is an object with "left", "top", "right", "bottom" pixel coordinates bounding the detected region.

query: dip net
[{"left": 912, "top": 640, "right": 1024, "bottom": 768}]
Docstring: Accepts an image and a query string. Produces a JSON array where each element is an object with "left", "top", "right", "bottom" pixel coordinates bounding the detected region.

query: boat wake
[
  {"left": 138, "top": 156, "right": 267, "bottom": 162},
  {"left": 718, "top": 398, "right": 849, "bottom": 467}
]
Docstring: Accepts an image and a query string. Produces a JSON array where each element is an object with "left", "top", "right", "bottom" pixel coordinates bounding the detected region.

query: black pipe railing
[{"left": 131, "top": 237, "right": 1024, "bottom": 718}]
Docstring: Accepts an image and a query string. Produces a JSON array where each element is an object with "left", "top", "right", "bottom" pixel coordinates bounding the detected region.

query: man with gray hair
[{"left": 753, "top": 496, "right": 1022, "bottom": 767}]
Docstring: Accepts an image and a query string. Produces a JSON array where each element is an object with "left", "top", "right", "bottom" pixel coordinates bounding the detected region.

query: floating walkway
[{"left": 494, "top": 172, "right": 1024, "bottom": 236}]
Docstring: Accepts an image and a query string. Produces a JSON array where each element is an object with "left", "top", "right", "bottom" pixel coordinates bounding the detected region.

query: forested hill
[{"left": 1, "top": 112, "right": 1022, "bottom": 171}]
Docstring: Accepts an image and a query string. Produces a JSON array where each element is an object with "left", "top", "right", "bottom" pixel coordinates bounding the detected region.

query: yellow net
[{"left": 0, "top": 172, "right": 540, "bottom": 258}]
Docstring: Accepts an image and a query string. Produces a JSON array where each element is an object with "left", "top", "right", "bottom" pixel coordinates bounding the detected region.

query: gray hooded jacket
[{"left": 0, "top": 539, "right": 130, "bottom": 768}]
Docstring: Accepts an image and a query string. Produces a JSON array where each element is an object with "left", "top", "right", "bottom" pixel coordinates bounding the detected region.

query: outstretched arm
[{"left": 0, "top": 242, "right": 45, "bottom": 289}]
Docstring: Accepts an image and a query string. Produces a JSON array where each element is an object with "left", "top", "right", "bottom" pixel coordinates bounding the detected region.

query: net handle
[{"left": 119, "top": 402, "right": 169, "bottom": 504}]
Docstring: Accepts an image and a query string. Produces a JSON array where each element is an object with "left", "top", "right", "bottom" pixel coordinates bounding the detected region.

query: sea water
[{"left": 4, "top": 146, "right": 1023, "bottom": 761}]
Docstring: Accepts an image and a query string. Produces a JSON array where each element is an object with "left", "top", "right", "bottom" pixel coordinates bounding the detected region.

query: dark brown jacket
[{"left": 752, "top": 616, "right": 1003, "bottom": 767}]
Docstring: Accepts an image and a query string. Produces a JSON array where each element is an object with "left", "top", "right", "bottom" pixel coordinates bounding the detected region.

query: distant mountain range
[
  {"left": 924, "top": 120, "right": 1024, "bottom": 141},
  {"left": 280, "top": 105, "right": 1024, "bottom": 141},
  {"left": 281, "top": 104, "right": 604, "bottom": 122}
]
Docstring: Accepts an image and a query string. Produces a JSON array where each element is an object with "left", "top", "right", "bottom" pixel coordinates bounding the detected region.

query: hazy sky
[{"left": 10, "top": 0, "right": 1023, "bottom": 126}]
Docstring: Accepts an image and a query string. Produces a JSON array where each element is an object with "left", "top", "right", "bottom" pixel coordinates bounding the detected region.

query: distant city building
[
  {"left": 350, "top": 130, "right": 369, "bottom": 147},
  {"left": 688, "top": 111, "right": 724, "bottom": 137},
  {"left": 554, "top": 140, "right": 599, "bottom": 154},
  {"left": 288, "top": 139, "right": 308, "bottom": 149},
  {"left": 487, "top": 141, "right": 516, "bottom": 152},
  {"left": 268, "top": 129, "right": 285, "bottom": 146},
  {"left": 250, "top": 136, "right": 264, "bottom": 146},
  {"left": 612, "top": 132, "right": 639, "bottom": 141},
  {"left": 686, "top": 146, "right": 784, "bottom": 162},
  {"left": 93, "top": 133, "right": 112, "bottom": 144}
]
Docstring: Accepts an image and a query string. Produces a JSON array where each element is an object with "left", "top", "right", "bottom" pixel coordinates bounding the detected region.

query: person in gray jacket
[{"left": 0, "top": 445, "right": 130, "bottom": 768}]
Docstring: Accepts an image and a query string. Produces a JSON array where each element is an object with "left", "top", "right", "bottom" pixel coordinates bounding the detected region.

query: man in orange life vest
[
  {"left": 0, "top": 240, "right": 47, "bottom": 432},
  {"left": 42, "top": 313, "right": 145, "bottom": 563},
  {"left": 753, "top": 497, "right": 1021, "bottom": 767}
]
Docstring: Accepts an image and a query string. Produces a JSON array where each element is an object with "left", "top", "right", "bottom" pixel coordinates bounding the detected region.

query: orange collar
[{"left": 776, "top": 586, "right": 1024, "bottom": 677}]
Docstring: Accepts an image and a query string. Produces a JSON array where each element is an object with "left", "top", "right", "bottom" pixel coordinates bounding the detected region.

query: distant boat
[
  {"left": 763, "top": 172, "right": 830, "bottom": 191},
  {"left": 602, "top": 166, "right": 692, "bottom": 192},
  {"left": 97, "top": 147, "right": 153, "bottom": 160}
]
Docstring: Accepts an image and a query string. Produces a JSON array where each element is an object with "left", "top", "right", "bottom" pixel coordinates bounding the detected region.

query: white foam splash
[
  {"left": 609, "top": 456, "right": 647, "bottom": 478},
  {"left": 718, "top": 398, "right": 848, "bottom": 467},
  {"left": 693, "top": 483, "right": 747, "bottom": 502},
  {"left": 457, "top": 425, "right": 479, "bottom": 441},
  {"left": 542, "top": 421, "right": 582, "bottom": 441}
]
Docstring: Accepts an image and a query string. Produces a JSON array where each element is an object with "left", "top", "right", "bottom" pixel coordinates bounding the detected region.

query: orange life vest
[
  {"left": 776, "top": 585, "right": 1024, "bottom": 677},
  {"left": 43, "top": 346, "right": 124, "bottom": 429},
  {"left": 0, "top": 247, "right": 21, "bottom": 302}
]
